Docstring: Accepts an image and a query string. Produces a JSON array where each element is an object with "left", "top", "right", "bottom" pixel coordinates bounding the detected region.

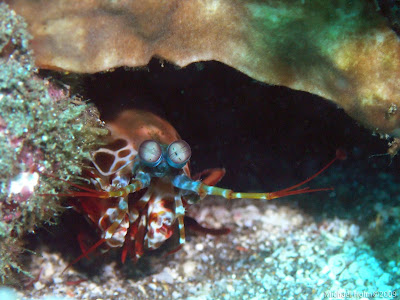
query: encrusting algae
[{"left": 0, "top": 3, "right": 107, "bottom": 284}]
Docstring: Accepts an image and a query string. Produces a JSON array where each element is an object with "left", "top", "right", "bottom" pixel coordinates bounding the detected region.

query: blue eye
[
  {"left": 138, "top": 140, "right": 162, "bottom": 167},
  {"left": 166, "top": 140, "right": 191, "bottom": 168}
]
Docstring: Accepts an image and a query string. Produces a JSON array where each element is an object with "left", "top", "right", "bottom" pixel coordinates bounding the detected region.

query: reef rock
[
  {"left": 0, "top": 3, "right": 107, "bottom": 283},
  {"left": 5, "top": 0, "right": 400, "bottom": 135}
]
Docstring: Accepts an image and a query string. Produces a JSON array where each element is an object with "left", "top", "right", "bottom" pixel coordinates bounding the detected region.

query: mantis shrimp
[{"left": 56, "top": 109, "right": 344, "bottom": 267}]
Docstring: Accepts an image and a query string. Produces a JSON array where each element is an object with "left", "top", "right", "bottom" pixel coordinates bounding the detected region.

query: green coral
[{"left": 0, "top": 3, "right": 107, "bottom": 283}]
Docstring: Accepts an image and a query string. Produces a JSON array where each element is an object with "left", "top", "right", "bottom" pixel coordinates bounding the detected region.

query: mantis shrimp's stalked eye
[
  {"left": 138, "top": 140, "right": 162, "bottom": 167},
  {"left": 167, "top": 140, "right": 191, "bottom": 168}
]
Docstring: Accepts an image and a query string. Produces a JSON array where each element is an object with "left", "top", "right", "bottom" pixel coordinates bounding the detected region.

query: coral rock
[
  {"left": 5, "top": 0, "right": 400, "bottom": 134},
  {"left": 0, "top": 3, "right": 107, "bottom": 283}
]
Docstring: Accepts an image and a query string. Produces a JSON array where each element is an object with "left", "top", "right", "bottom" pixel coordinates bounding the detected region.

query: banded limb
[
  {"left": 173, "top": 193, "right": 186, "bottom": 249},
  {"left": 171, "top": 151, "right": 345, "bottom": 202},
  {"left": 54, "top": 172, "right": 151, "bottom": 271},
  {"left": 43, "top": 171, "right": 151, "bottom": 199},
  {"left": 171, "top": 168, "right": 227, "bottom": 253}
]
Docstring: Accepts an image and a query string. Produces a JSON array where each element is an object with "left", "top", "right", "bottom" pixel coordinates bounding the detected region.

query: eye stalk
[
  {"left": 138, "top": 140, "right": 162, "bottom": 167},
  {"left": 166, "top": 140, "right": 191, "bottom": 168}
]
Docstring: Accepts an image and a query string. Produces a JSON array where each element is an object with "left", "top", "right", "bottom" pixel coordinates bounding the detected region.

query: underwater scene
[{"left": 0, "top": 1, "right": 400, "bottom": 299}]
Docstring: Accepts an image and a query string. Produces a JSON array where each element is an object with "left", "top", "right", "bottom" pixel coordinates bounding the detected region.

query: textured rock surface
[
  {"left": 0, "top": 3, "right": 107, "bottom": 283},
  {"left": 10, "top": 193, "right": 400, "bottom": 299},
  {"left": 6, "top": 0, "right": 400, "bottom": 134}
]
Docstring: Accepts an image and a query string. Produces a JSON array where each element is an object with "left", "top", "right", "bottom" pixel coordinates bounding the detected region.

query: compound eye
[
  {"left": 138, "top": 140, "right": 162, "bottom": 167},
  {"left": 167, "top": 140, "right": 191, "bottom": 168}
]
